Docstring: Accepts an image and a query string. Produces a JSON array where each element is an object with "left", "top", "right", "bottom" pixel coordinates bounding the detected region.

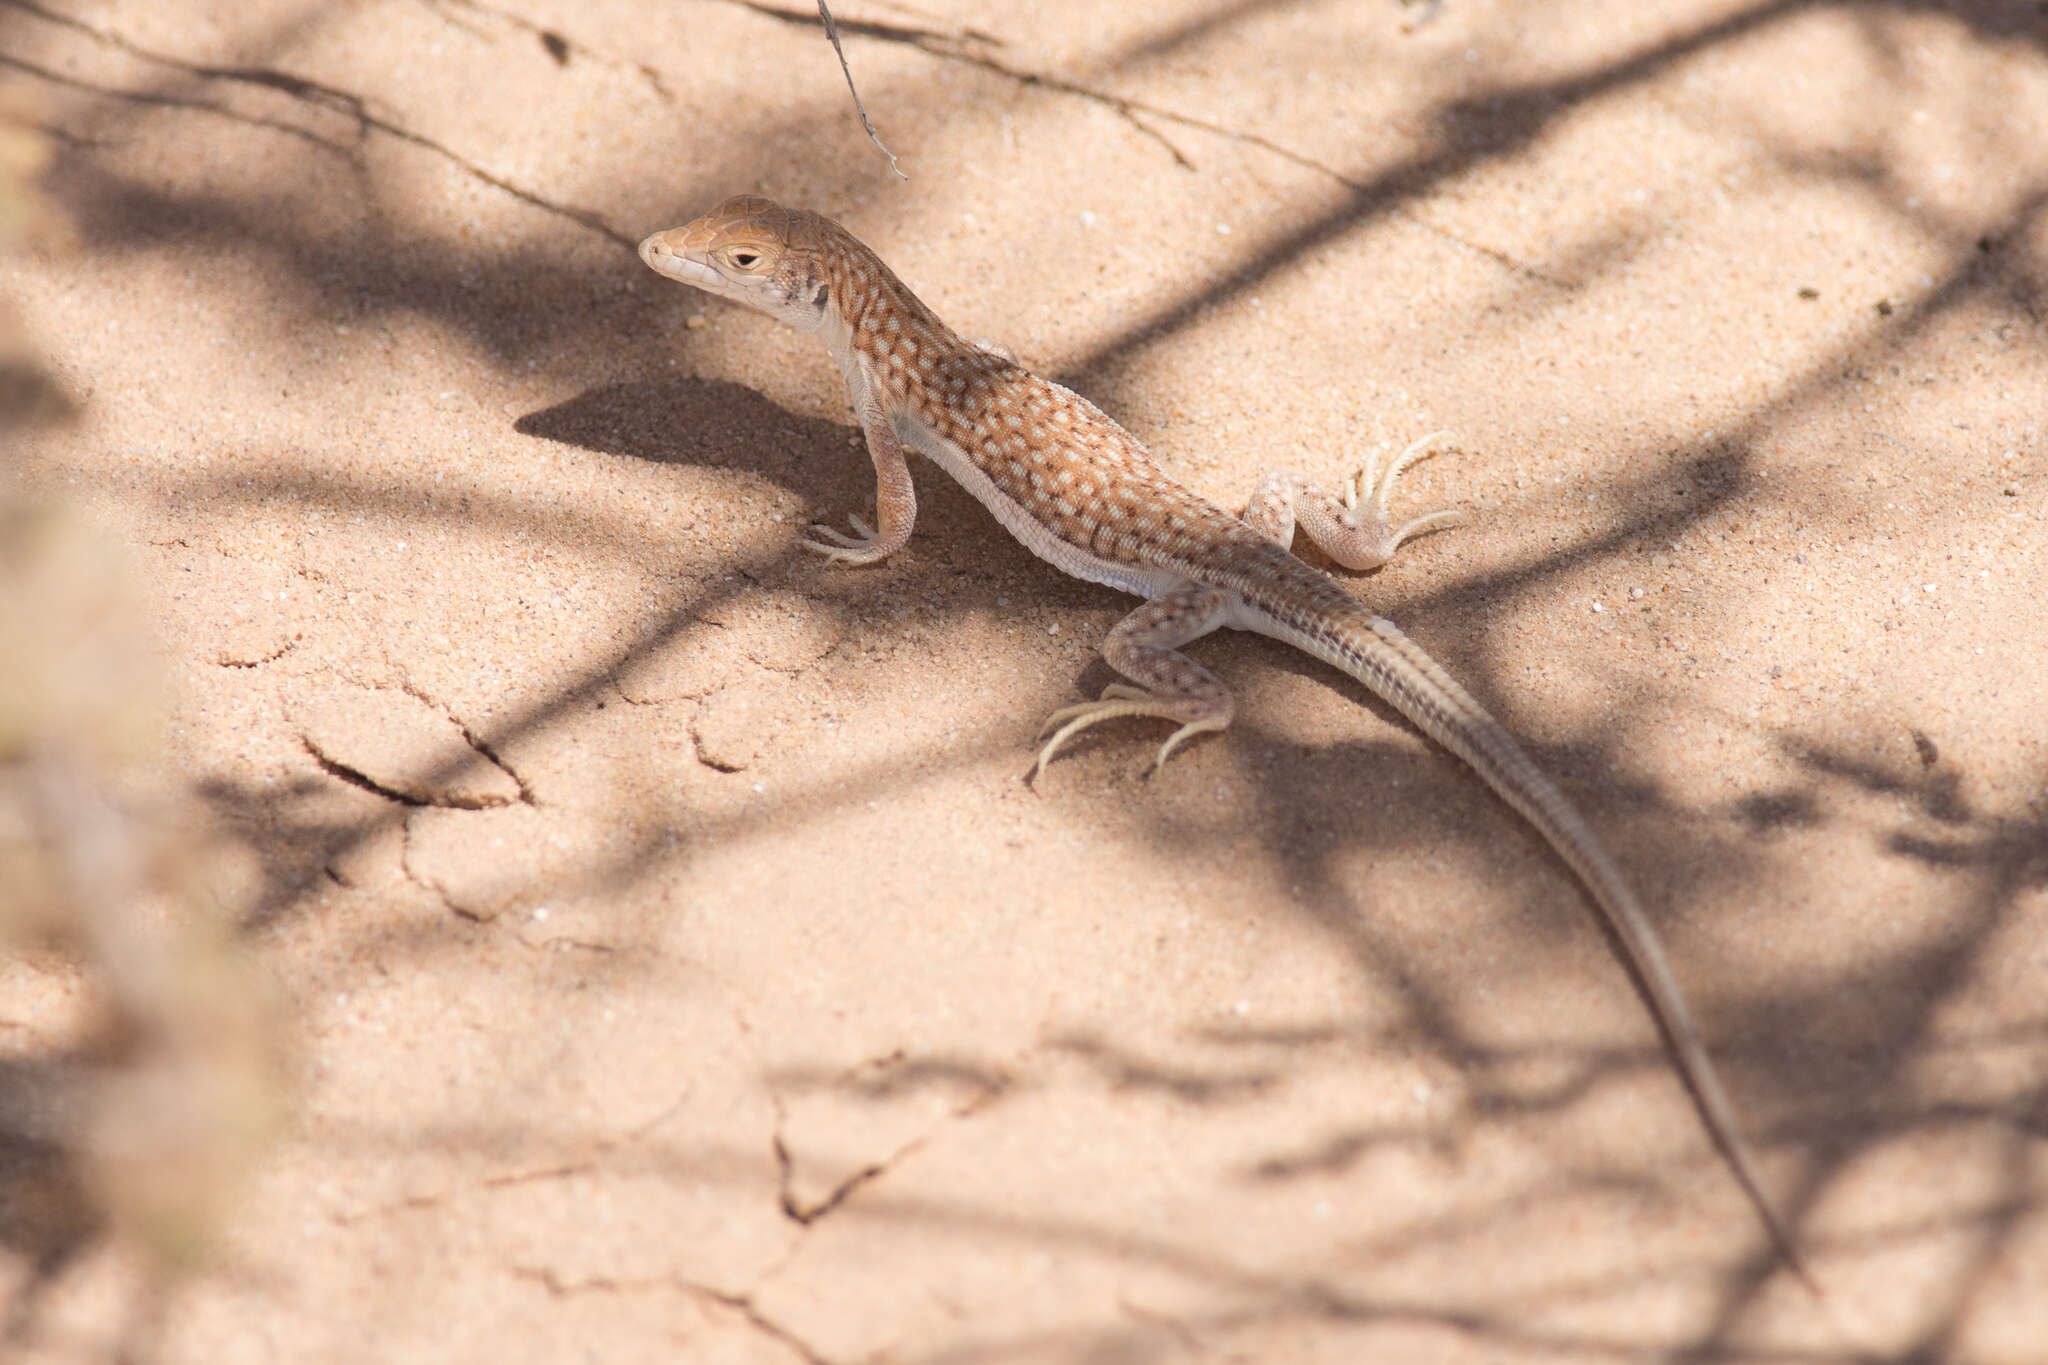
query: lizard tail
[{"left": 1274, "top": 592, "right": 1816, "bottom": 1292}]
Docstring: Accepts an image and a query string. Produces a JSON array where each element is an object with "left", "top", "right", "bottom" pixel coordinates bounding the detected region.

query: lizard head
[{"left": 638, "top": 195, "right": 835, "bottom": 333}]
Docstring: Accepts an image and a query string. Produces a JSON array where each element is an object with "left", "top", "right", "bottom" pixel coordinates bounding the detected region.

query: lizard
[{"left": 637, "top": 194, "right": 1813, "bottom": 1288}]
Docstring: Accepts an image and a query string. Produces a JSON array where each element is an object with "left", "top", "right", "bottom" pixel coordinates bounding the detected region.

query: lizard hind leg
[
  {"left": 1031, "top": 584, "right": 1235, "bottom": 779},
  {"left": 1242, "top": 430, "right": 1464, "bottom": 571},
  {"left": 1352, "top": 429, "right": 1462, "bottom": 542}
]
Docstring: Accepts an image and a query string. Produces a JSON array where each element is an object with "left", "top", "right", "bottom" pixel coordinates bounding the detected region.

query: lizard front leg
[
  {"left": 1033, "top": 582, "right": 1235, "bottom": 778},
  {"left": 806, "top": 381, "right": 917, "bottom": 566},
  {"left": 1240, "top": 430, "right": 1461, "bottom": 569}
]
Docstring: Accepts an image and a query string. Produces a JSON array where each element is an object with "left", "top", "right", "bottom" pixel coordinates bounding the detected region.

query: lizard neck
[{"left": 808, "top": 227, "right": 963, "bottom": 376}]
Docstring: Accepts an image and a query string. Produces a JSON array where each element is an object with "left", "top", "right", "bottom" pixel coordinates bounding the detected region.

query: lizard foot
[
  {"left": 1338, "top": 430, "right": 1463, "bottom": 558},
  {"left": 1032, "top": 684, "right": 1225, "bottom": 780},
  {"left": 803, "top": 513, "right": 893, "bottom": 566}
]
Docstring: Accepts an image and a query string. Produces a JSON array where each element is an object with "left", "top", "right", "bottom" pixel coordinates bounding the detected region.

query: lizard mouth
[{"left": 636, "top": 235, "right": 719, "bottom": 291}]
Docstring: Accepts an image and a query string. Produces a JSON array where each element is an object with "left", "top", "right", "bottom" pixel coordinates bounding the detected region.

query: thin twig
[{"left": 817, "top": 0, "right": 906, "bottom": 179}]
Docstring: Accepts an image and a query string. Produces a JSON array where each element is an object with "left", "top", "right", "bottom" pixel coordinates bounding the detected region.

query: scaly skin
[{"left": 638, "top": 195, "right": 1816, "bottom": 1290}]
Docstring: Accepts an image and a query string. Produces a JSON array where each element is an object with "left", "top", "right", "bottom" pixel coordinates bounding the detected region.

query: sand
[{"left": 3, "top": 1, "right": 2046, "bottom": 1360}]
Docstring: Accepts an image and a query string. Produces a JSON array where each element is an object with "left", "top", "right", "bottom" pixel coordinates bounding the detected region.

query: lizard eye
[{"left": 727, "top": 249, "right": 763, "bottom": 269}]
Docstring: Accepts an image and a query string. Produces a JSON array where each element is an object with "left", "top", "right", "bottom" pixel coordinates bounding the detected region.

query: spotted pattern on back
[
  {"left": 664, "top": 197, "right": 1367, "bottom": 648},
  {"left": 859, "top": 289, "right": 1361, "bottom": 651},
  {"left": 796, "top": 217, "right": 1313, "bottom": 570}
]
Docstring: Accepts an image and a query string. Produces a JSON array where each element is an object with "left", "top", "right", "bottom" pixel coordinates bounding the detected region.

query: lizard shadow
[
  {"left": 514, "top": 377, "right": 839, "bottom": 483},
  {"left": 515, "top": 376, "right": 1116, "bottom": 597}
]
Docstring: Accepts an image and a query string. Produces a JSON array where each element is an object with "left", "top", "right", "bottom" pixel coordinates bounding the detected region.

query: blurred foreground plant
[{"left": 1, "top": 93, "right": 282, "bottom": 1334}]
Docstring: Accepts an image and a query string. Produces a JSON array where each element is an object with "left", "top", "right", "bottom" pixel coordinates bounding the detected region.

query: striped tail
[{"left": 1271, "top": 590, "right": 1813, "bottom": 1289}]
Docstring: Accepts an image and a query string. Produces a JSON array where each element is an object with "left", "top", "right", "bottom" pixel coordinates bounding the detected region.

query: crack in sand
[
  {"left": 395, "top": 815, "right": 482, "bottom": 921},
  {"left": 688, "top": 712, "right": 745, "bottom": 774},
  {"left": 0, "top": 0, "right": 631, "bottom": 246},
  {"left": 215, "top": 634, "right": 299, "bottom": 671},
  {"left": 510, "top": 1267, "right": 832, "bottom": 1364},
  {"left": 771, "top": 1129, "right": 889, "bottom": 1227},
  {"left": 767, "top": 1055, "right": 1008, "bottom": 1227},
  {"left": 216, "top": 637, "right": 300, "bottom": 668},
  {"left": 301, "top": 735, "right": 512, "bottom": 811},
  {"left": 691, "top": 1283, "right": 834, "bottom": 1365},
  {"left": 511, "top": 1264, "right": 671, "bottom": 1296},
  {"left": 416, "top": 0, "right": 675, "bottom": 103},
  {"left": 391, "top": 679, "right": 539, "bottom": 806},
  {"left": 330, "top": 1190, "right": 449, "bottom": 1226}
]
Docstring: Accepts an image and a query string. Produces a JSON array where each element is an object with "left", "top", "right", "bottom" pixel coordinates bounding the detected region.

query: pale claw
[
  {"left": 803, "top": 513, "right": 888, "bottom": 565},
  {"left": 1032, "top": 684, "right": 1223, "bottom": 780},
  {"left": 1347, "top": 431, "right": 1463, "bottom": 554},
  {"left": 1146, "top": 717, "right": 1220, "bottom": 772}
]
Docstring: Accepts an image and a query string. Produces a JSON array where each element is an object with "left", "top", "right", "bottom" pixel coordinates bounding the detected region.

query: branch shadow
[{"left": 4, "top": 0, "right": 2046, "bottom": 1357}]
